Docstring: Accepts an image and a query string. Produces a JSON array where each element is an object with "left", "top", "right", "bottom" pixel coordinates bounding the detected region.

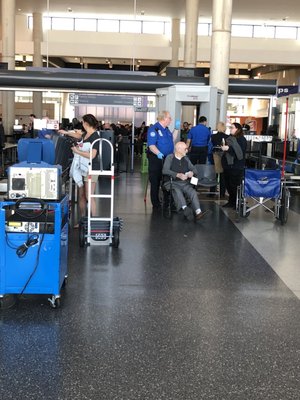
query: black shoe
[
  {"left": 195, "top": 210, "right": 209, "bottom": 221},
  {"left": 222, "top": 202, "right": 234, "bottom": 208}
]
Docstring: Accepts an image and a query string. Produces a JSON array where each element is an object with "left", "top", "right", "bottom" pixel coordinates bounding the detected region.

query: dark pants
[
  {"left": 224, "top": 168, "right": 244, "bottom": 206},
  {"left": 148, "top": 154, "right": 164, "bottom": 207},
  {"left": 189, "top": 146, "right": 208, "bottom": 165}
]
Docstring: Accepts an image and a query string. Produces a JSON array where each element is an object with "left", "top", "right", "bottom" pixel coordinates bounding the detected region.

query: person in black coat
[
  {"left": 221, "top": 122, "right": 247, "bottom": 208},
  {"left": 211, "top": 121, "right": 227, "bottom": 198}
]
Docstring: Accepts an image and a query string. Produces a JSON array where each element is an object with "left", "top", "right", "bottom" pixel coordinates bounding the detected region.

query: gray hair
[{"left": 157, "top": 110, "right": 169, "bottom": 121}]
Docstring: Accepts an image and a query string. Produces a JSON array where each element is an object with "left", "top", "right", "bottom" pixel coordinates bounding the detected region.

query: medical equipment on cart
[{"left": 0, "top": 195, "right": 69, "bottom": 309}]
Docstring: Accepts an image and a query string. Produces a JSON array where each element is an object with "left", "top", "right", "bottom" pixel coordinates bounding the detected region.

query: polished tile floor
[{"left": 1, "top": 173, "right": 300, "bottom": 400}]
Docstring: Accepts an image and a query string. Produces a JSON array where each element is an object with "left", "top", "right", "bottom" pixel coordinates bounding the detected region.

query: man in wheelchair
[{"left": 162, "top": 141, "right": 207, "bottom": 221}]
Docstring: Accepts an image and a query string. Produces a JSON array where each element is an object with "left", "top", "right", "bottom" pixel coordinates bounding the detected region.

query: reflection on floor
[{"left": 1, "top": 173, "right": 300, "bottom": 400}]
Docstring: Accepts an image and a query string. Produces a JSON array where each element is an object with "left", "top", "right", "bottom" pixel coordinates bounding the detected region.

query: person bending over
[{"left": 162, "top": 141, "right": 207, "bottom": 221}]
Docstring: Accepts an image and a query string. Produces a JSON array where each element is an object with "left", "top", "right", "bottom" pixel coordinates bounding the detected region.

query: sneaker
[
  {"left": 195, "top": 210, "right": 209, "bottom": 220},
  {"left": 183, "top": 206, "right": 194, "bottom": 221}
]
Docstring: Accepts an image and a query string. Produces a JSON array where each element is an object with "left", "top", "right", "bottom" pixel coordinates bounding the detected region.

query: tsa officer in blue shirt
[
  {"left": 147, "top": 110, "right": 175, "bottom": 209},
  {"left": 186, "top": 116, "right": 211, "bottom": 165}
]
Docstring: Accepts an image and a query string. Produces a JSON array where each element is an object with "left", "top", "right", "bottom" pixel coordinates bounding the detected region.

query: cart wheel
[
  {"left": 79, "top": 222, "right": 85, "bottom": 247},
  {"left": 111, "top": 227, "right": 120, "bottom": 248},
  {"left": 279, "top": 187, "right": 289, "bottom": 225},
  {"left": 54, "top": 298, "right": 61, "bottom": 308},
  {"left": 48, "top": 295, "right": 61, "bottom": 309}
]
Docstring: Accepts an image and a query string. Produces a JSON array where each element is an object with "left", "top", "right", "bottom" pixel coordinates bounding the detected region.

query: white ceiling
[{"left": 15, "top": 0, "right": 300, "bottom": 25}]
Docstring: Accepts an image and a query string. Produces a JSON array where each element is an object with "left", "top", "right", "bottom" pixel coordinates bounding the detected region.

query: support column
[
  {"left": 209, "top": 0, "right": 233, "bottom": 122},
  {"left": 170, "top": 18, "right": 180, "bottom": 68},
  {"left": 183, "top": 0, "right": 199, "bottom": 68},
  {"left": 1, "top": 0, "right": 16, "bottom": 140},
  {"left": 32, "top": 12, "right": 43, "bottom": 118},
  {"left": 182, "top": 0, "right": 199, "bottom": 127}
]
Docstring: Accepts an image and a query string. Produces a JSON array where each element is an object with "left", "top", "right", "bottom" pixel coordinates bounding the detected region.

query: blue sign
[{"left": 277, "top": 85, "right": 298, "bottom": 97}]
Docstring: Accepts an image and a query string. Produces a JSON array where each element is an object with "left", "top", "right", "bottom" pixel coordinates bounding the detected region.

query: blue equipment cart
[
  {"left": 236, "top": 169, "right": 290, "bottom": 225},
  {"left": 0, "top": 195, "right": 69, "bottom": 308}
]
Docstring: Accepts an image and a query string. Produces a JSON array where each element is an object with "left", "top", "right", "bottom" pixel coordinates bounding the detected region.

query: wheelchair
[
  {"left": 236, "top": 169, "right": 290, "bottom": 225},
  {"left": 161, "top": 176, "right": 177, "bottom": 219}
]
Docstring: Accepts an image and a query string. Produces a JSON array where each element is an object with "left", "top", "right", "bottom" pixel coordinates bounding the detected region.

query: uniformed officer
[
  {"left": 147, "top": 110, "right": 175, "bottom": 209},
  {"left": 186, "top": 116, "right": 211, "bottom": 165}
]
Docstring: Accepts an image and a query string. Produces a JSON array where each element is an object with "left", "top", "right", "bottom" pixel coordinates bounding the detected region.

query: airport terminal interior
[{"left": 1, "top": 1, "right": 300, "bottom": 399}]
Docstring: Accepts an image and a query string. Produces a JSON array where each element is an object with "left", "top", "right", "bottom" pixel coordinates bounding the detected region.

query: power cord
[{"left": 16, "top": 234, "right": 39, "bottom": 258}]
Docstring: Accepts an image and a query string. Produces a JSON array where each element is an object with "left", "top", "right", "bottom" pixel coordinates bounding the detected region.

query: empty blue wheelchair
[{"left": 236, "top": 169, "right": 290, "bottom": 225}]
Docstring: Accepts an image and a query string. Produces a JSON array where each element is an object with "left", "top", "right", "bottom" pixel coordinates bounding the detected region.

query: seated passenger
[{"left": 162, "top": 141, "right": 207, "bottom": 221}]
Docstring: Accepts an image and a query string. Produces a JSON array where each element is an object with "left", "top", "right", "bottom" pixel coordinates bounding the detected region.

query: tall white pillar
[
  {"left": 32, "top": 12, "right": 43, "bottom": 118},
  {"left": 184, "top": 0, "right": 199, "bottom": 68},
  {"left": 170, "top": 18, "right": 180, "bottom": 68},
  {"left": 1, "top": 0, "right": 16, "bottom": 140},
  {"left": 182, "top": 0, "right": 199, "bottom": 125},
  {"left": 209, "top": 0, "right": 233, "bottom": 122}
]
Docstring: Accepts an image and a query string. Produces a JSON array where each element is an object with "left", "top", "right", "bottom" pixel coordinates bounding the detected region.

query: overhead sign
[
  {"left": 69, "top": 93, "right": 134, "bottom": 106},
  {"left": 277, "top": 85, "right": 298, "bottom": 98},
  {"left": 134, "top": 107, "right": 155, "bottom": 112}
]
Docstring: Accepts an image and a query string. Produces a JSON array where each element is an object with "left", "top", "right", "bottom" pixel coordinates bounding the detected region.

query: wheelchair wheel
[
  {"left": 162, "top": 188, "right": 172, "bottom": 219},
  {"left": 236, "top": 184, "right": 250, "bottom": 218},
  {"left": 239, "top": 201, "right": 250, "bottom": 218},
  {"left": 279, "top": 186, "right": 289, "bottom": 225}
]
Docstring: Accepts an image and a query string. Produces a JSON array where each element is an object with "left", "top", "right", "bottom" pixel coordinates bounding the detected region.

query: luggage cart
[
  {"left": 236, "top": 168, "right": 290, "bottom": 225},
  {"left": 78, "top": 138, "right": 123, "bottom": 248}
]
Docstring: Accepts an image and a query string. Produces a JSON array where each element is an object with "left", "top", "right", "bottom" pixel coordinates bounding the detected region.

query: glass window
[
  {"left": 142, "top": 21, "right": 165, "bottom": 35},
  {"left": 164, "top": 22, "right": 171, "bottom": 38},
  {"left": 28, "top": 16, "right": 33, "bottom": 29},
  {"left": 231, "top": 24, "right": 253, "bottom": 38},
  {"left": 253, "top": 25, "right": 275, "bottom": 38},
  {"left": 51, "top": 17, "right": 74, "bottom": 31},
  {"left": 120, "top": 20, "right": 142, "bottom": 34},
  {"left": 75, "top": 18, "right": 97, "bottom": 32},
  {"left": 98, "top": 19, "right": 120, "bottom": 33},
  {"left": 180, "top": 22, "right": 185, "bottom": 35},
  {"left": 43, "top": 17, "right": 51, "bottom": 30},
  {"left": 275, "top": 26, "right": 297, "bottom": 39},
  {"left": 28, "top": 16, "right": 51, "bottom": 30},
  {"left": 198, "top": 23, "right": 210, "bottom": 36}
]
